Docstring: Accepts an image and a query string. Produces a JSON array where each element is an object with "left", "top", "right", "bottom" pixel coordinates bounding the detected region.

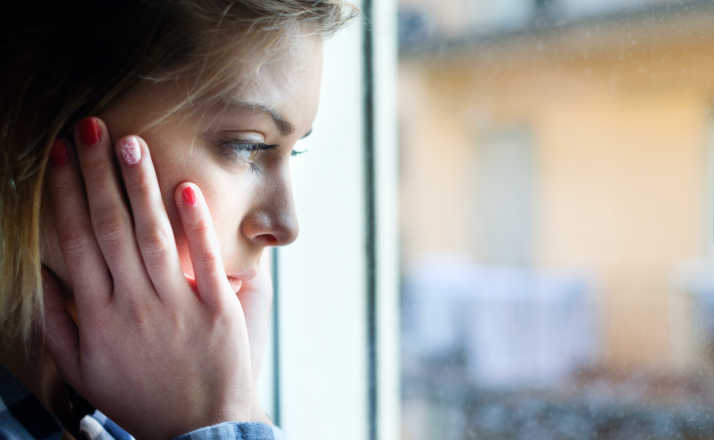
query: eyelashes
[
  {"left": 221, "top": 142, "right": 277, "bottom": 158},
  {"left": 218, "top": 141, "right": 307, "bottom": 173}
]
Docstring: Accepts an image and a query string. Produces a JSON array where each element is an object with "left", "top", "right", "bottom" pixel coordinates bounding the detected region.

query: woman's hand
[{"left": 42, "top": 117, "right": 256, "bottom": 438}]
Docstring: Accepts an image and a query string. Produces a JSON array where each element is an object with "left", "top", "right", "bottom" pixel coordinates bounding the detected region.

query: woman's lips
[
  {"left": 227, "top": 271, "right": 257, "bottom": 294},
  {"left": 184, "top": 271, "right": 256, "bottom": 295},
  {"left": 227, "top": 277, "right": 244, "bottom": 294}
]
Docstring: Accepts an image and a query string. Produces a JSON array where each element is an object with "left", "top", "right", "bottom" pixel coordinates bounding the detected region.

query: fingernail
[
  {"left": 50, "top": 139, "right": 68, "bottom": 166},
  {"left": 118, "top": 136, "right": 141, "bottom": 165},
  {"left": 182, "top": 186, "right": 197, "bottom": 206},
  {"left": 78, "top": 117, "right": 101, "bottom": 146}
]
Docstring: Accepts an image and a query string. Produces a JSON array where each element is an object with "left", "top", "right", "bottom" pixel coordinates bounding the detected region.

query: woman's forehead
[
  {"left": 102, "top": 33, "right": 322, "bottom": 137},
  {"left": 224, "top": 36, "right": 323, "bottom": 131},
  {"left": 234, "top": 33, "right": 323, "bottom": 96}
]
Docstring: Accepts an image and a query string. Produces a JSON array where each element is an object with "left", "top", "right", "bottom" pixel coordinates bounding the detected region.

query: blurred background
[{"left": 396, "top": 0, "right": 714, "bottom": 438}]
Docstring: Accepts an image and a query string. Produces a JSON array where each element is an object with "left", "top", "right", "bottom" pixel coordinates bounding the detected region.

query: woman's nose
[{"left": 240, "top": 180, "right": 299, "bottom": 247}]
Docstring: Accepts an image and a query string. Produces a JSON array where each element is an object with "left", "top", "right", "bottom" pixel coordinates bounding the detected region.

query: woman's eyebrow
[{"left": 221, "top": 99, "right": 295, "bottom": 136}]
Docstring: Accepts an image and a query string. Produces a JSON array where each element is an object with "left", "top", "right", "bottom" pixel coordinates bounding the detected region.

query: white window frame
[{"left": 257, "top": 1, "right": 400, "bottom": 439}]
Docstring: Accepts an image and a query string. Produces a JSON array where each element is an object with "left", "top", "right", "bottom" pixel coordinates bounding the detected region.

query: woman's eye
[
  {"left": 216, "top": 139, "right": 306, "bottom": 170},
  {"left": 291, "top": 148, "right": 308, "bottom": 157},
  {"left": 220, "top": 142, "right": 276, "bottom": 161}
]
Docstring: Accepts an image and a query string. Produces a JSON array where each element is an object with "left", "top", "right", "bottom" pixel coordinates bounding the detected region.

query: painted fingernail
[
  {"left": 78, "top": 117, "right": 101, "bottom": 146},
  {"left": 118, "top": 136, "right": 141, "bottom": 165},
  {"left": 50, "top": 139, "right": 68, "bottom": 166},
  {"left": 182, "top": 186, "right": 197, "bottom": 206}
]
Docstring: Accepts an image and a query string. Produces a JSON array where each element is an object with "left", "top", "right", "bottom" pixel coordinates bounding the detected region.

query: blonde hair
[{"left": 0, "top": 1, "right": 357, "bottom": 343}]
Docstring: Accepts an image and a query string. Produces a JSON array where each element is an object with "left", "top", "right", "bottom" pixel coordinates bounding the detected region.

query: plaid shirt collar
[
  {"left": 0, "top": 366, "right": 62, "bottom": 439},
  {"left": 1, "top": 367, "right": 280, "bottom": 440},
  {"left": 0, "top": 366, "right": 133, "bottom": 440}
]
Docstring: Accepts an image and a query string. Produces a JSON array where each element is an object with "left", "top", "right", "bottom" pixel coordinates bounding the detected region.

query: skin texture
[{"left": 31, "top": 33, "right": 322, "bottom": 437}]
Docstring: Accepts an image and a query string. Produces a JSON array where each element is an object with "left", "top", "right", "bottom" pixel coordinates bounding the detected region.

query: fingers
[
  {"left": 73, "top": 117, "right": 145, "bottom": 285},
  {"left": 174, "top": 182, "right": 233, "bottom": 310},
  {"left": 40, "top": 267, "right": 81, "bottom": 389},
  {"left": 115, "top": 135, "right": 184, "bottom": 300},
  {"left": 51, "top": 116, "right": 191, "bottom": 310},
  {"left": 47, "top": 138, "right": 112, "bottom": 313}
]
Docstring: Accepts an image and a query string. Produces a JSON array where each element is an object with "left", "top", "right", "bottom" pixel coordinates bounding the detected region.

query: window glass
[{"left": 398, "top": 1, "right": 714, "bottom": 438}]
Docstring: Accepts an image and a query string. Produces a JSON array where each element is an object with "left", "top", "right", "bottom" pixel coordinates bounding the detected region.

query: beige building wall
[{"left": 399, "top": 15, "right": 714, "bottom": 372}]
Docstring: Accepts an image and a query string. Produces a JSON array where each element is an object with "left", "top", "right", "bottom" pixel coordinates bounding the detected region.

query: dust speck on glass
[{"left": 396, "top": 0, "right": 714, "bottom": 438}]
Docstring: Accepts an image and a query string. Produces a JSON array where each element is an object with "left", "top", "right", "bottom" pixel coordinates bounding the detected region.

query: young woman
[{"left": 0, "top": 2, "right": 355, "bottom": 438}]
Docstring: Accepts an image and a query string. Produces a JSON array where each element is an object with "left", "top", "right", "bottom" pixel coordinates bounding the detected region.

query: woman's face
[{"left": 99, "top": 33, "right": 322, "bottom": 287}]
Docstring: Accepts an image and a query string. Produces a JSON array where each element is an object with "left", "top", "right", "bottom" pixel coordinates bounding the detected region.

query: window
[
  {"left": 263, "top": 0, "right": 714, "bottom": 439},
  {"left": 262, "top": 1, "right": 400, "bottom": 439},
  {"left": 475, "top": 127, "right": 536, "bottom": 266}
]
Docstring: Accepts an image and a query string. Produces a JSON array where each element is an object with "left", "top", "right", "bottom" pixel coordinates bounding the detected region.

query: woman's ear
[{"left": 40, "top": 266, "right": 81, "bottom": 388}]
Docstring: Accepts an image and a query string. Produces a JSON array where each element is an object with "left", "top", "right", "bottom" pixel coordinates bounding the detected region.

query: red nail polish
[
  {"left": 78, "top": 117, "right": 101, "bottom": 146},
  {"left": 182, "top": 186, "right": 196, "bottom": 206},
  {"left": 50, "top": 139, "right": 68, "bottom": 166}
]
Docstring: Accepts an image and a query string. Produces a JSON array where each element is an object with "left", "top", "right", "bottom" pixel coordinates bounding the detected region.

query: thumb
[{"left": 40, "top": 266, "right": 81, "bottom": 388}]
